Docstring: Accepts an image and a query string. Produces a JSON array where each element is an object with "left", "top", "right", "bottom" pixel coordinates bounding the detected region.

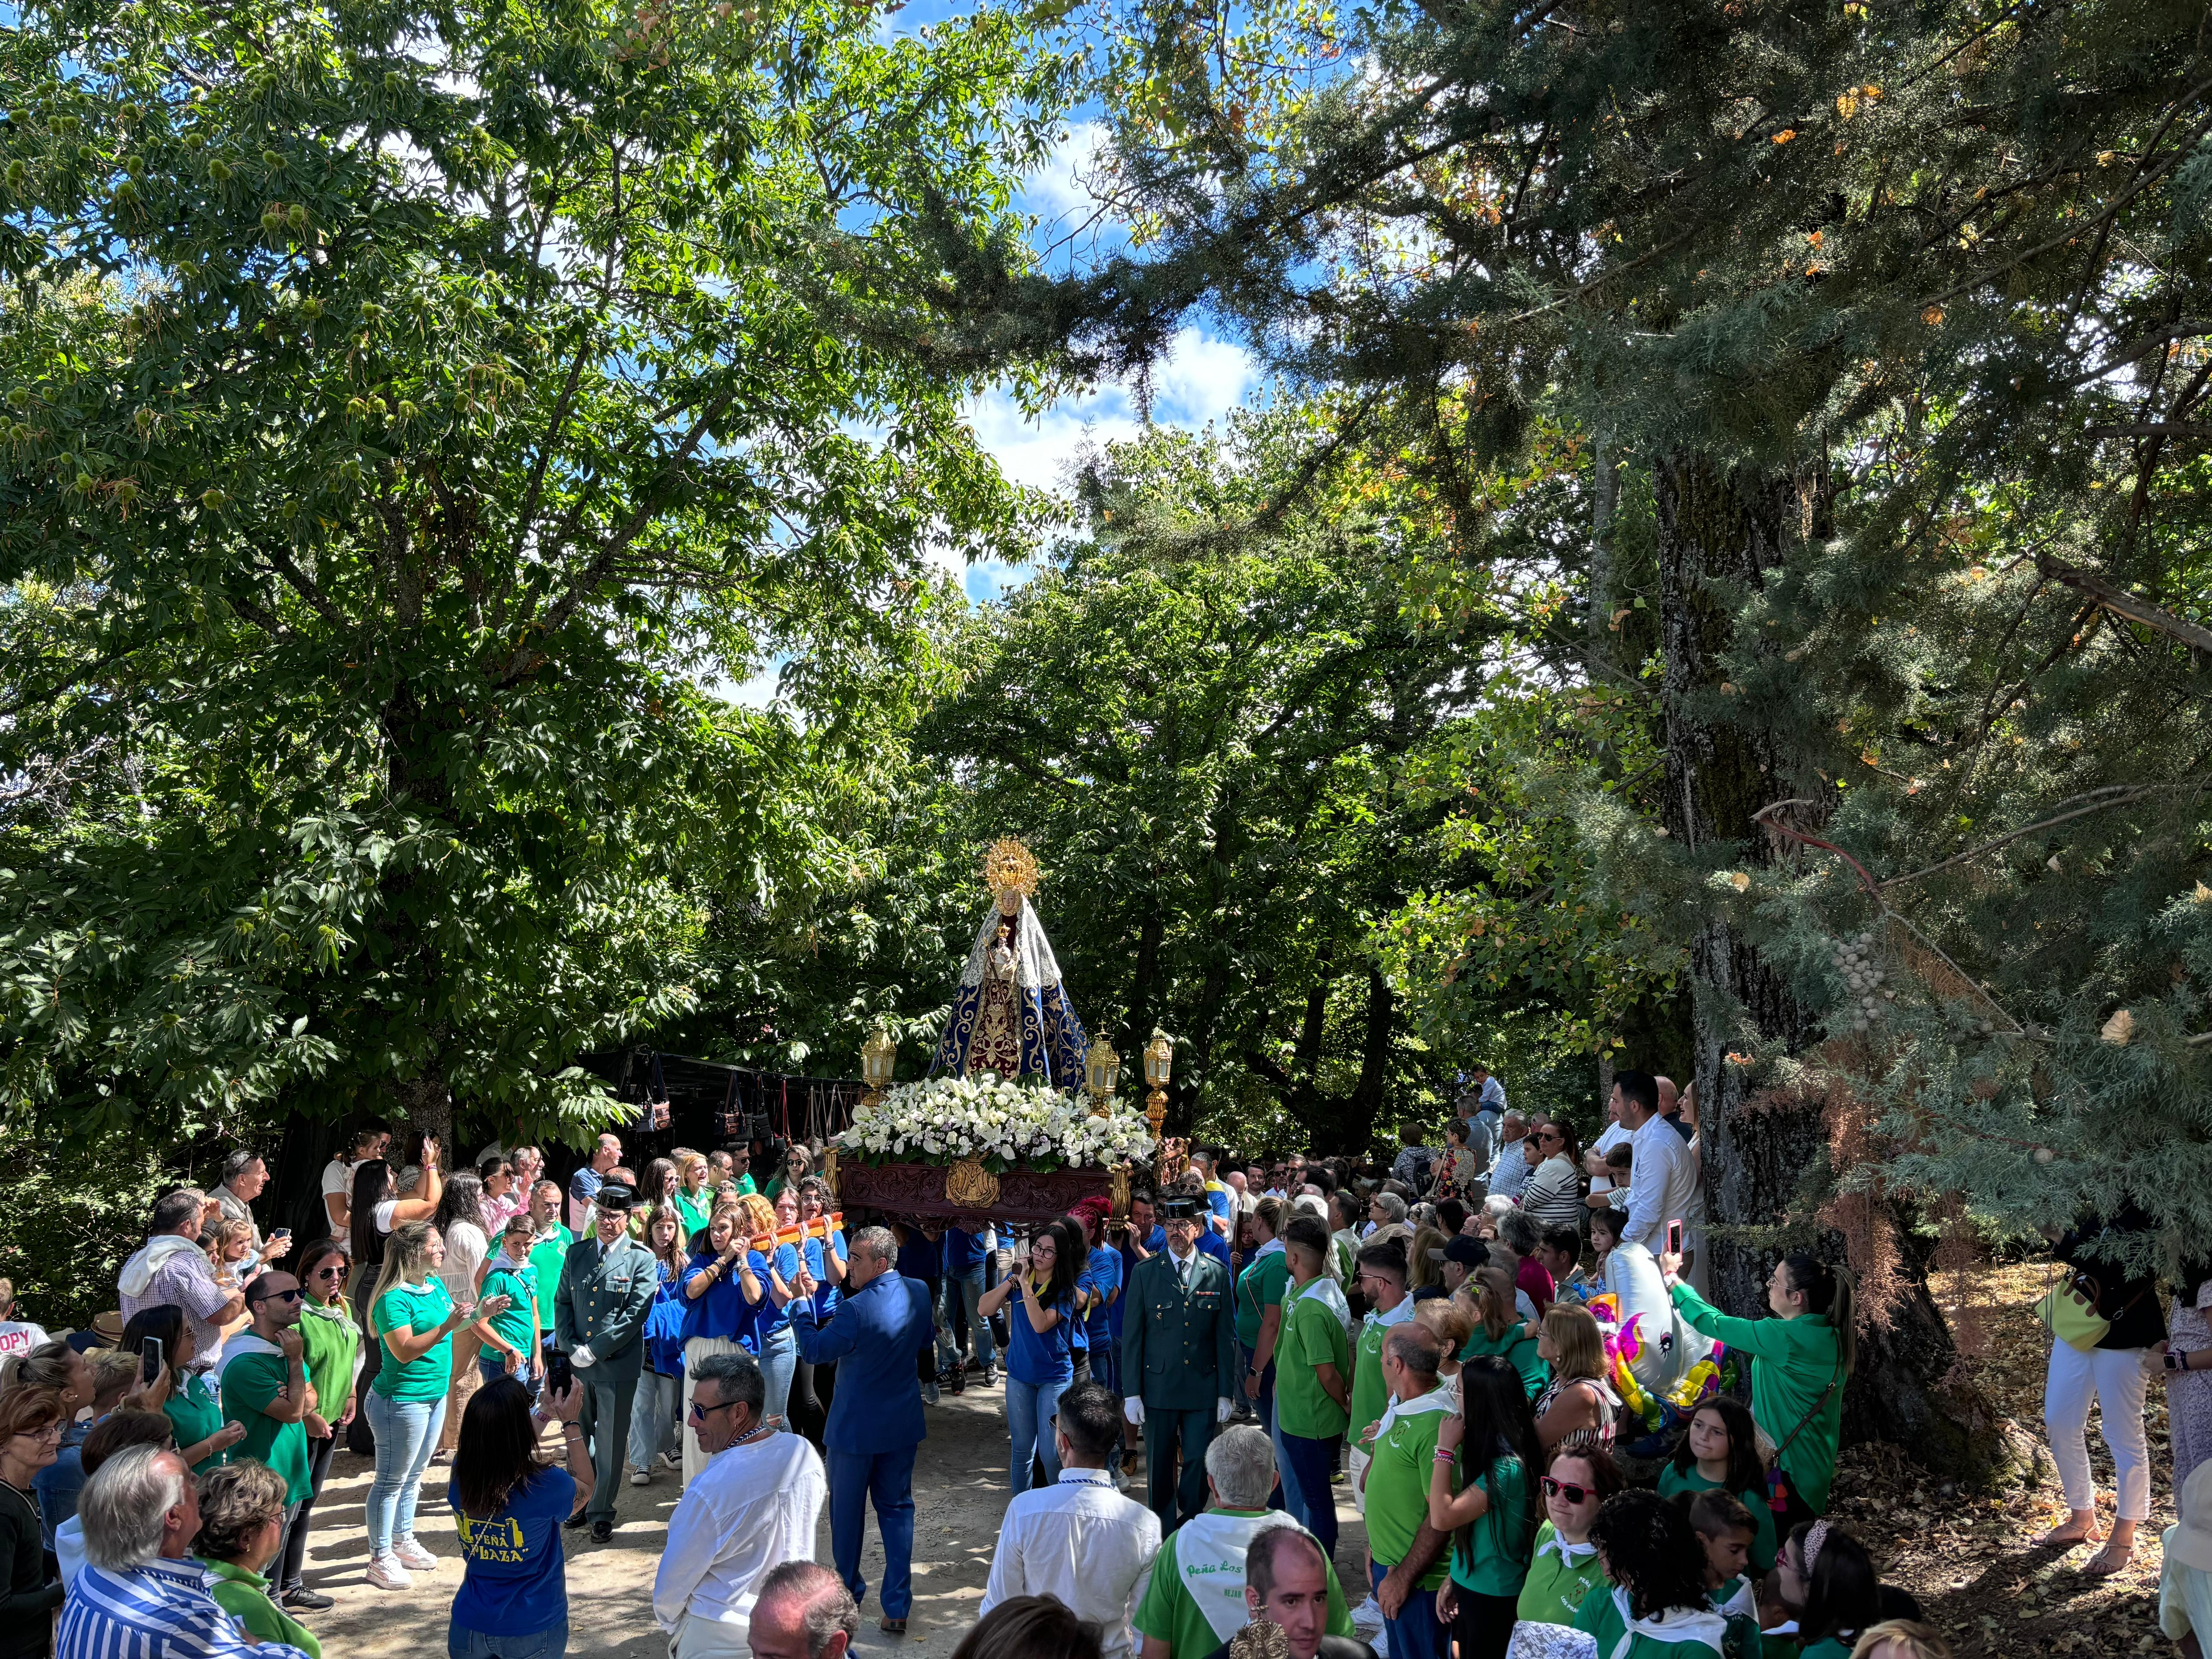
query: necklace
[{"left": 728, "top": 1422, "right": 775, "bottom": 1452}]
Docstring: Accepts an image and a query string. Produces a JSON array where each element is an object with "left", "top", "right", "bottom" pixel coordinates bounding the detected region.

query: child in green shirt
[
  {"left": 1428, "top": 1354, "right": 1544, "bottom": 1658},
  {"left": 1658, "top": 1396, "right": 1778, "bottom": 1573},
  {"left": 1682, "top": 1488, "right": 1764, "bottom": 1659}
]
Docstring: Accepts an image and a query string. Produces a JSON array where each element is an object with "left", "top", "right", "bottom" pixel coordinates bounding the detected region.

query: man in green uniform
[
  {"left": 554, "top": 1181, "right": 658, "bottom": 1541},
  {"left": 1121, "top": 1192, "right": 1237, "bottom": 1532},
  {"left": 216, "top": 1270, "right": 317, "bottom": 1609}
]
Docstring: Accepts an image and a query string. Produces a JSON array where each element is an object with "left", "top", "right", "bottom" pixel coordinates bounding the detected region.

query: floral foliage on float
[{"left": 836, "top": 1072, "right": 1155, "bottom": 1174}]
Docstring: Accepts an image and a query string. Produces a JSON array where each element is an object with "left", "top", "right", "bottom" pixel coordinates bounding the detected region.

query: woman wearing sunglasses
[
  {"left": 1515, "top": 1445, "right": 1622, "bottom": 1626},
  {"left": 1518, "top": 1121, "right": 1587, "bottom": 1237},
  {"left": 0, "top": 1386, "right": 67, "bottom": 1656},
  {"left": 287, "top": 1239, "right": 359, "bottom": 1610}
]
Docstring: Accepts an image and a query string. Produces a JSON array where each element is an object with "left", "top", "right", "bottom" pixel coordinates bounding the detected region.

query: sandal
[{"left": 2081, "top": 1543, "right": 2133, "bottom": 1578}]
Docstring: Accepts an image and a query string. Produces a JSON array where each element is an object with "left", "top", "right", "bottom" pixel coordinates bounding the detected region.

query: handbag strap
[{"left": 1772, "top": 1354, "right": 1842, "bottom": 1464}]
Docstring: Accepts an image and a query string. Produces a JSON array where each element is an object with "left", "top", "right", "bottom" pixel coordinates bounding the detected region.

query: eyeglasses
[
  {"left": 1540, "top": 1475, "right": 1598, "bottom": 1504},
  {"left": 249, "top": 1287, "right": 304, "bottom": 1303},
  {"left": 1537, "top": 1129, "right": 1563, "bottom": 1143},
  {"left": 13, "top": 1421, "right": 65, "bottom": 1444},
  {"left": 687, "top": 1397, "right": 742, "bottom": 1421},
  {"left": 311, "top": 1265, "right": 347, "bottom": 1281}
]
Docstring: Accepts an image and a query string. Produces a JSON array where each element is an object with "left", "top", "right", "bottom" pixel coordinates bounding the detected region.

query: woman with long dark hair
[
  {"left": 1428, "top": 1355, "right": 1543, "bottom": 1659},
  {"left": 119, "top": 1307, "right": 243, "bottom": 1473},
  {"left": 348, "top": 1144, "right": 445, "bottom": 1452},
  {"left": 628, "top": 1203, "right": 687, "bottom": 1487},
  {"left": 1657, "top": 1394, "right": 1774, "bottom": 1573},
  {"left": 1781, "top": 1521, "right": 1884, "bottom": 1659},
  {"left": 1663, "top": 1243, "right": 1854, "bottom": 1534},
  {"left": 677, "top": 1202, "right": 752, "bottom": 1486},
  {"left": 631, "top": 1159, "right": 680, "bottom": 1240},
  {"left": 977, "top": 1217, "right": 1081, "bottom": 1495},
  {"left": 446, "top": 1376, "right": 594, "bottom": 1659},
  {"left": 434, "top": 1171, "right": 491, "bottom": 1459},
  {"left": 1572, "top": 1488, "right": 1729, "bottom": 1653}
]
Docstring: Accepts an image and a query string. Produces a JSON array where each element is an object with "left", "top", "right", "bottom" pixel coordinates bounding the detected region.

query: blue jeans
[
  {"left": 1277, "top": 1428, "right": 1339, "bottom": 1555},
  {"left": 629, "top": 1369, "right": 680, "bottom": 1468},
  {"left": 757, "top": 1324, "right": 797, "bottom": 1427},
  {"left": 363, "top": 1389, "right": 447, "bottom": 1554},
  {"left": 1370, "top": 1558, "right": 1446, "bottom": 1659},
  {"left": 934, "top": 1268, "right": 996, "bottom": 1371},
  {"left": 448, "top": 1621, "right": 567, "bottom": 1659},
  {"left": 827, "top": 1445, "right": 916, "bottom": 1618},
  {"left": 1004, "top": 1375, "right": 1068, "bottom": 1495},
  {"left": 478, "top": 1351, "right": 542, "bottom": 1399}
]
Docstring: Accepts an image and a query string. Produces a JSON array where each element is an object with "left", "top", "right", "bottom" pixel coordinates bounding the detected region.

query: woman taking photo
[
  {"left": 629, "top": 1203, "right": 687, "bottom": 1487},
  {"left": 1429, "top": 1355, "right": 1543, "bottom": 1659},
  {"left": 977, "top": 1218, "right": 1080, "bottom": 1495},
  {"left": 447, "top": 1376, "right": 594, "bottom": 1659},
  {"left": 1531, "top": 1304, "right": 1618, "bottom": 1455},
  {"left": 285, "top": 1238, "right": 357, "bottom": 1613},
  {"left": 678, "top": 1202, "right": 753, "bottom": 1484},
  {"left": 120, "top": 1307, "right": 244, "bottom": 1473},
  {"left": 366, "top": 1220, "right": 509, "bottom": 1590},
  {"left": 1657, "top": 1394, "right": 1774, "bottom": 1573},
  {"left": 733, "top": 1194, "right": 800, "bottom": 1432},
  {"left": 349, "top": 1140, "right": 446, "bottom": 1448},
  {"left": 0, "top": 1388, "right": 67, "bottom": 1659},
  {"left": 1662, "top": 1243, "right": 1852, "bottom": 1535},
  {"left": 435, "top": 1171, "right": 492, "bottom": 1459}
]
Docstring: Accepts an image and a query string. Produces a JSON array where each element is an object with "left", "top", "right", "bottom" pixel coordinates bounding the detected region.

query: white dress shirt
[
  {"left": 1622, "top": 1114, "right": 1700, "bottom": 1254},
  {"left": 653, "top": 1430, "right": 827, "bottom": 1638},
  {"left": 1588, "top": 1120, "right": 1633, "bottom": 1192},
  {"left": 980, "top": 1467, "right": 1162, "bottom": 1659}
]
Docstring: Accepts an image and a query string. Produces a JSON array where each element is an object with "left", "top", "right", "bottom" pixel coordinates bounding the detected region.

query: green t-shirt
[
  {"left": 1459, "top": 1322, "right": 1547, "bottom": 1400},
  {"left": 1131, "top": 1511, "right": 1356, "bottom": 1659},
  {"left": 1657, "top": 1462, "right": 1778, "bottom": 1573},
  {"left": 372, "top": 1278, "right": 456, "bottom": 1401},
  {"left": 1236, "top": 1246, "right": 1290, "bottom": 1349},
  {"left": 296, "top": 1301, "right": 359, "bottom": 1424},
  {"left": 675, "top": 1189, "right": 713, "bottom": 1240},
  {"left": 203, "top": 1560, "right": 323, "bottom": 1659},
  {"left": 1349, "top": 1304, "right": 1411, "bottom": 1446},
  {"left": 1516, "top": 1522, "right": 1604, "bottom": 1625},
  {"left": 165, "top": 1373, "right": 228, "bottom": 1474},
  {"left": 1363, "top": 1396, "right": 1452, "bottom": 1588},
  {"left": 1274, "top": 1283, "right": 1351, "bottom": 1440},
  {"left": 1447, "top": 1450, "right": 1533, "bottom": 1597},
  {"left": 1574, "top": 1583, "right": 1751, "bottom": 1658},
  {"left": 479, "top": 1261, "right": 540, "bottom": 1355},
  {"left": 528, "top": 1227, "right": 573, "bottom": 1331},
  {"left": 220, "top": 1348, "right": 314, "bottom": 1504}
]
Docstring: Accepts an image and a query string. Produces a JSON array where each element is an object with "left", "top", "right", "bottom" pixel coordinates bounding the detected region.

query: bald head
[{"left": 748, "top": 1561, "right": 857, "bottom": 1659}]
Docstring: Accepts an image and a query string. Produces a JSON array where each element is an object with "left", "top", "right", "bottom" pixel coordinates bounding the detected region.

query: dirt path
[{"left": 295, "top": 1392, "right": 1372, "bottom": 1658}]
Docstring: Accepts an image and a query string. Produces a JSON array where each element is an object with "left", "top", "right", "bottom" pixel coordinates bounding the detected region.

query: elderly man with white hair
[
  {"left": 59, "top": 1445, "right": 315, "bottom": 1659},
  {"left": 1483, "top": 1111, "right": 1531, "bottom": 1202},
  {"left": 1131, "top": 1425, "right": 1360, "bottom": 1659}
]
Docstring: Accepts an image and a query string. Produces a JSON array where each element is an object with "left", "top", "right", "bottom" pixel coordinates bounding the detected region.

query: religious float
[{"left": 826, "top": 839, "right": 1164, "bottom": 1228}]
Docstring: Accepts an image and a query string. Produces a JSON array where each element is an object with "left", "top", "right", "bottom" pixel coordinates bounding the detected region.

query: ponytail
[{"left": 1783, "top": 1251, "right": 1857, "bottom": 1375}]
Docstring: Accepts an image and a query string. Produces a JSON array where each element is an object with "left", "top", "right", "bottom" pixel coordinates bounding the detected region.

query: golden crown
[{"left": 982, "top": 838, "right": 1040, "bottom": 913}]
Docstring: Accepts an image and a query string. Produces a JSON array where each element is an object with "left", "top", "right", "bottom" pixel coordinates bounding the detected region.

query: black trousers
[
  {"left": 912, "top": 1274, "right": 942, "bottom": 1383},
  {"left": 1452, "top": 1587, "right": 1518, "bottom": 1659},
  {"left": 274, "top": 1431, "right": 339, "bottom": 1594},
  {"left": 346, "top": 1275, "right": 382, "bottom": 1456}
]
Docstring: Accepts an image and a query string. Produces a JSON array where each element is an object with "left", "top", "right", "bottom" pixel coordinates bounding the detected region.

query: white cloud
[
  {"left": 1149, "top": 328, "right": 1260, "bottom": 427},
  {"left": 1023, "top": 121, "right": 1111, "bottom": 223}
]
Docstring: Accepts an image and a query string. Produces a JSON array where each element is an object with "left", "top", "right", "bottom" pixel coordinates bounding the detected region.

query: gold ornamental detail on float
[{"left": 944, "top": 1158, "right": 1001, "bottom": 1210}]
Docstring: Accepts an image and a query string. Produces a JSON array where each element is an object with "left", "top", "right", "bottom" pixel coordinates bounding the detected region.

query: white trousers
[
  {"left": 671, "top": 1611, "right": 750, "bottom": 1659},
  {"left": 681, "top": 1335, "right": 746, "bottom": 1488},
  {"left": 2044, "top": 1336, "right": 2150, "bottom": 1521}
]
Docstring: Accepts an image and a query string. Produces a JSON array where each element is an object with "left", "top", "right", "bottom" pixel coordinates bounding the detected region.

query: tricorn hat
[{"left": 594, "top": 1182, "right": 639, "bottom": 1213}]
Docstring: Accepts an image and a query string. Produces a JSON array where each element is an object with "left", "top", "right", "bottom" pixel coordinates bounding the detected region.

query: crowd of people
[{"left": 0, "top": 1063, "right": 2206, "bottom": 1659}]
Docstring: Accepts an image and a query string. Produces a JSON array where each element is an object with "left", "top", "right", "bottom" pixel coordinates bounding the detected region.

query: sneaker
[
  {"left": 365, "top": 1554, "right": 413, "bottom": 1591},
  {"left": 923, "top": 1382, "right": 941, "bottom": 1406},
  {"left": 1349, "top": 1595, "right": 1386, "bottom": 1639},
  {"left": 979, "top": 1363, "right": 999, "bottom": 1387},
  {"left": 658, "top": 1452, "right": 683, "bottom": 1471},
  {"left": 630, "top": 1468, "right": 652, "bottom": 1486},
  {"left": 280, "top": 1588, "right": 334, "bottom": 1613},
  {"left": 391, "top": 1537, "right": 438, "bottom": 1572}
]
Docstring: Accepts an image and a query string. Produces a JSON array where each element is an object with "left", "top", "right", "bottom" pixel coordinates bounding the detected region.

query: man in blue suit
[{"left": 776, "top": 1224, "right": 935, "bottom": 1636}]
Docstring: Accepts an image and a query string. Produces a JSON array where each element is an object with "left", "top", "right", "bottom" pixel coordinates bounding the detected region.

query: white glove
[
  {"left": 1124, "top": 1397, "right": 1144, "bottom": 1427},
  {"left": 569, "top": 1344, "right": 597, "bottom": 1370},
  {"left": 1217, "top": 1396, "right": 1233, "bottom": 1424}
]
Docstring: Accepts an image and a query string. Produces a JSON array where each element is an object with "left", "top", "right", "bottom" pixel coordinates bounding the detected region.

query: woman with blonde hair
[
  {"left": 735, "top": 1192, "right": 801, "bottom": 1431},
  {"left": 1530, "top": 1303, "right": 1616, "bottom": 1453},
  {"left": 673, "top": 1152, "right": 715, "bottom": 1240},
  {"left": 1850, "top": 1621, "right": 1951, "bottom": 1659},
  {"left": 678, "top": 1200, "right": 754, "bottom": 1484},
  {"left": 1408, "top": 1225, "right": 1447, "bottom": 1295},
  {"left": 1457, "top": 1266, "right": 1545, "bottom": 1398},
  {"left": 1414, "top": 1292, "right": 1474, "bottom": 1382},
  {"left": 365, "top": 1219, "right": 507, "bottom": 1590}
]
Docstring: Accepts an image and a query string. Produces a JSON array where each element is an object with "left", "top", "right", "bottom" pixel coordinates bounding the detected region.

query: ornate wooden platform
[{"left": 834, "top": 1158, "right": 1116, "bottom": 1229}]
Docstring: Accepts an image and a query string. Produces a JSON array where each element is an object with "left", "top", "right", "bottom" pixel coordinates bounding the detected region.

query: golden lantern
[
  {"left": 861, "top": 1024, "right": 897, "bottom": 1108},
  {"left": 1143, "top": 1027, "right": 1173, "bottom": 1158},
  {"left": 1084, "top": 1034, "right": 1122, "bottom": 1117}
]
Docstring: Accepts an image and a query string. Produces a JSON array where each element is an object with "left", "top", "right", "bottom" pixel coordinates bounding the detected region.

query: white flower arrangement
[{"left": 837, "top": 1072, "right": 1155, "bottom": 1172}]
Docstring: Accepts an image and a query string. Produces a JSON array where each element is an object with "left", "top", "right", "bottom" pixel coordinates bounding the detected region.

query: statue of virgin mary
[{"left": 928, "top": 839, "right": 1089, "bottom": 1088}]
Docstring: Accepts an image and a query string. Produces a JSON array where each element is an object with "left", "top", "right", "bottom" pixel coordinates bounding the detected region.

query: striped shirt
[{"left": 58, "top": 1557, "right": 315, "bottom": 1659}]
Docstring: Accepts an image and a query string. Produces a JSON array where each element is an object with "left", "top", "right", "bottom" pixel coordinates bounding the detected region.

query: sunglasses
[
  {"left": 1540, "top": 1475, "right": 1598, "bottom": 1504},
  {"left": 311, "top": 1265, "right": 347, "bottom": 1281},
  {"left": 250, "top": 1286, "right": 305, "bottom": 1303},
  {"left": 688, "top": 1397, "right": 741, "bottom": 1421},
  {"left": 1537, "top": 1128, "right": 1564, "bottom": 1142}
]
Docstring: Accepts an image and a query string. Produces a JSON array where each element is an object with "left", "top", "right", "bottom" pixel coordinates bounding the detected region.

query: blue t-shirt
[
  {"left": 1082, "top": 1246, "right": 1122, "bottom": 1348},
  {"left": 680, "top": 1252, "right": 753, "bottom": 1346},
  {"left": 448, "top": 1465, "right": 576, "bottom": 1633},
  {"left": 803, "top": 1234, "right": 845, "bottom": 1321},
  {"left": 748, "top": 1246, "right": 802, "bottom": 1342},
  {"left": 944, "top": 1226, "right": 992, "bottom": 1274},
  {"left": 1147, "top": 1226, "right": 1233, "bottom": 1271},
  {"left": 900, "top": 1231, "right": 943, "bottom": 1279},
  {"left": 1204, "top": 1184, "right": 1235, "bottom": 1227},
  {"left": 1002, "top": 1276, "right": 1078, "bottom": 1386},
  {"left": 642, "top": 1262, "right": 687, "bottom": 1375}
]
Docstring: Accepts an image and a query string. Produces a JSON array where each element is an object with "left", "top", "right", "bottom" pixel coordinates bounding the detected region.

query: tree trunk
[{"left": 1654, "top": 454, "right": 2015, "bottom": 1489}]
